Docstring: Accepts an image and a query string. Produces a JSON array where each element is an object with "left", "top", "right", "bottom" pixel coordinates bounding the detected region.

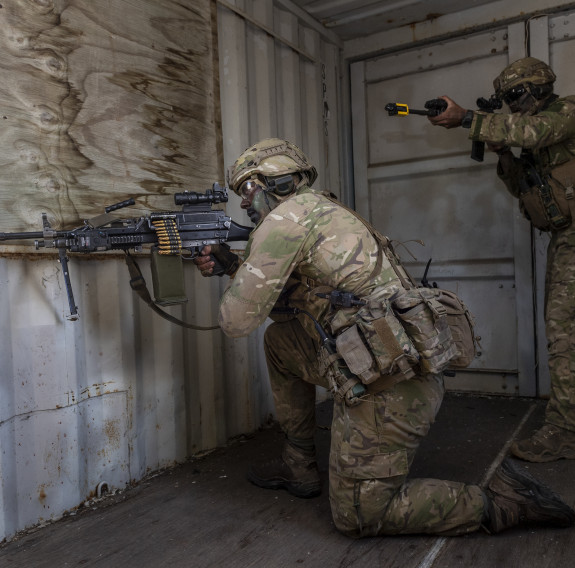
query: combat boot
[
  {"left": 247, "top": 442, "right": 321, "bottom": 499},
  {"left": 483, "top": 457, "right": 575, "bottom": 533},
  {"left": 510, "top": 424, "right": 575, "bottom": 462}
]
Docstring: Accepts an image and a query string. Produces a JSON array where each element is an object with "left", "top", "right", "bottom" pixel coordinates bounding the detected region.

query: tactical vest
[
  {"left": 311, "top": 195, "right": 477, "bottom": 405},
  {"left": 518, "top": 153, "right": 575, "bottom": 231},
  {"left": 515, "top": 98, "right": 575, "bottom": 231},
  {"left": 326, "top": 239, "right": 477, "bottom": 381}
]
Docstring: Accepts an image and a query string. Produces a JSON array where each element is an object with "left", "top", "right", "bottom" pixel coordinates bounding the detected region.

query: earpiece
[
  {"left": 530, "top": 83, "right": 553, "bottom": 100},
  {"left": 265, "top": 174, "right": 295, "bottom": 196}
]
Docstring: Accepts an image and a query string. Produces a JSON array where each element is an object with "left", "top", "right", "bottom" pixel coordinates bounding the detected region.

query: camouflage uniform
[
  {"left": 219, "top": 186, "right": 486, "bottom": 536},
  {"left": 469, "top": 95, "right": 575, "bottom": 433}
]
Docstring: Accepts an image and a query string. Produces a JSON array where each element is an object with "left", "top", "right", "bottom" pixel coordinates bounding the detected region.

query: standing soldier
[
  {"left": 194, "top": 137, "right": 574, "bottom": 536},
  {"left": 429, "top": 57, "right": 575, "bottom": 463}
]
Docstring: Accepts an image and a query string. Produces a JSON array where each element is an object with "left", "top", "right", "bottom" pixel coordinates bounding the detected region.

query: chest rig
[
  {"left": 311, "top": 194, "right": 476, "bottom": 406},
  {"left": 516, "top": 110, "right": 575, "bottom": 231}
]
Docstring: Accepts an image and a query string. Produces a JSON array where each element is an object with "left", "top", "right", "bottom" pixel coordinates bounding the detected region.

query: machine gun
[
  {"left": 385, "top": 99, "right": 447, "bottom": 117},
  {"left": 0, "top": 183, "right": 252, "bottom": 325}
]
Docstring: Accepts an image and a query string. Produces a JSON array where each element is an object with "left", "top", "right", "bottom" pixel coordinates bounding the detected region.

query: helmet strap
[
  {"left": 261, "top": 189, "right": 281, "bottom": 213},
  {"left": 525, "top": 84, "right": 556, "bottom": 115},
  {"left": 506, "top": 86, "right": 538, "bottom": 115}
]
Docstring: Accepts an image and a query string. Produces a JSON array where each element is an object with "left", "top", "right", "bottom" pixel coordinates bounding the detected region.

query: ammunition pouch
[
  {"left": 391, "top": 289, "right": 458, "bottom": 374},
  {"left": 151, "top": 247, "right": 188, "bottom": 305},
  {"left": 310, "top": 195, "right": 477, "bottom": 399},
  {"left": 329, "top": 287, "right": 476, "bottom": 390},
  {"left": 317, "top": 345, "right": 365, "bottom": 407},
  {"left": 438, "top": 289, "right": 477, "bottom": 368},
  {"left": 519, "top": 158, "right": 575, "bottom": 231},
  {"left": 392, "top": 288, "right": 476, "bottom": 372},
  {"left": 329, "top": 299, "right": 419, "bottom": 388}
]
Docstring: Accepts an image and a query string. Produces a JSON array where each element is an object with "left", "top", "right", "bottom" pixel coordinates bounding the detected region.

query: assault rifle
[
  {"left": 385, "top": 99, "right": 447, "bottom": 117},
  {"left": 0, "top": 183, "right": 252, "bottom": 325},
  {"left": 385, "top": 95, "right": 503, "bottom": 162}
]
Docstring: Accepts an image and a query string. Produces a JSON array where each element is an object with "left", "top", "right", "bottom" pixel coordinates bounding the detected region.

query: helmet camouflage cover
[
  {"left": 493, "top": 57, "right": 556, "bottom": 98},
  {"left": 227, "top": 138, "right": 318, "bottom": 195}
]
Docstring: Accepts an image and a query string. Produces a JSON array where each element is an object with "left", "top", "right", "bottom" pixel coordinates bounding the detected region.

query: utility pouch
[
  {"left": 391, "top": 288, "right": 459, "bottom": 374},
  {"left": 335, "top": 305, "right": 419, "bottom": 383},
  {"left": 151, "top": 247, "right": 188, "bottom": 306},
  {"left": 317, "top": 345, "right": 365, "bottom": 407},
  {"left": 519, "top": 158, "right": 575, "bottom": 231},
  {"left": 519, "top": 182, "right": 570, "bottom": 231},
  {"left": 335, "top": 325, "right": 380, "bottom": 384},
  {"left": 519, "top": 187, "right": 554, "bottom": 230},
  {"left": 547, "top": 158, "right": 575, "bottom": 227},
  {"left": 436, "top": 289, "right": 477, "bottom": 368}
]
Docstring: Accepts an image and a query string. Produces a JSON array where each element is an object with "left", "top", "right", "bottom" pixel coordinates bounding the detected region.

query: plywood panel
[
  {"left": 0, "top": 0, "right": 222, "bottom": 231},
  {"left": 0, "top": 0, "right": 344, "bottom": 543}
]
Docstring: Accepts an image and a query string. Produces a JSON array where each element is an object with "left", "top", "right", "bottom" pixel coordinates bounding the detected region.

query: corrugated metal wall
[
  {"left": 0, "top": 0, "right": 342, "bottom": 542},
  {"left": 215, "top": 0, "right": 344, "bottom": 422}
]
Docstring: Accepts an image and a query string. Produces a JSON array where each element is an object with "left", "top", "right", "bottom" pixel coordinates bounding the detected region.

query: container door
[{"left": 351, "top": 26, "right": 535, "bottom": 395}]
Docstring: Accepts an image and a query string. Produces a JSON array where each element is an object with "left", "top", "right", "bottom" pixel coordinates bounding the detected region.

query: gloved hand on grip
[{"left": 194, "top": 243, "right": 242, "bottom": 277}]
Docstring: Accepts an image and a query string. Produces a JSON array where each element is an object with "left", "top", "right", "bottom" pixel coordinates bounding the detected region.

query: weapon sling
[{"left": 124, "top": 252, "right": 220, "bottom": 331}]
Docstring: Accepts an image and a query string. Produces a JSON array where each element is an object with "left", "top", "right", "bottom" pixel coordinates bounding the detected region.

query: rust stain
[
  {"left": 409, "top": 12, "right": 445, "bottom": 40},
  {"left": 103, "top": 418, "right": 121, "bottom": 450},
  {"left": 38, "top": 486, "right": 47, "bottom": 505}
]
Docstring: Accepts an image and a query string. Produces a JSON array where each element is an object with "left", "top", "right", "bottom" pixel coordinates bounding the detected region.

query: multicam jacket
[
  {"left": 218, "top": 186, "right": 402, "bottom": 338},
  {"left": 470, "top": 95, "right": 575, "bottom": 194}
]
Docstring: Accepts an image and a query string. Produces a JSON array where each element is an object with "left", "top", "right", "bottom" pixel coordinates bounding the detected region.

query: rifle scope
[
  {"left": 174, "top": 184, "right": 229, "bottom": 206},
  {"left": 476, "top": 95, "right": 502, "bottom": 111}
]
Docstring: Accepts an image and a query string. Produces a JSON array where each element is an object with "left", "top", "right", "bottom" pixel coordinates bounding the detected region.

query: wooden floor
[{"left": 1, "top": 393, "right": 575, "bottom": 568}]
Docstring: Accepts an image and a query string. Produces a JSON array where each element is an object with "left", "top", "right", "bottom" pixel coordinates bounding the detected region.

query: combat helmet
[
  {"left": 227, "top": 138, "right": 317, "bottom": 196},
  {"left": 493, "top": 57, "right": 556, "bottom": 100}
]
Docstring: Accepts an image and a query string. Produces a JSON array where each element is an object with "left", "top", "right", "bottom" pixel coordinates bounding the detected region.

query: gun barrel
[{"left": 0, "top": 231, "right": 44, "bottom": 241}]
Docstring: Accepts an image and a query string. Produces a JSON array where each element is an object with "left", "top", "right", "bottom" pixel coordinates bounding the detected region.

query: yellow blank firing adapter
[
  {"left": 385, "top": 103, "right": 409, "bottom": 116},
  {"left": 385, "top": 99, "right": 447, "bottom": 117}
]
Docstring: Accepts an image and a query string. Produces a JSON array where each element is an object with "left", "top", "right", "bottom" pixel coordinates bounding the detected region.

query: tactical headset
[{"left": 264, "top": 174, "right": 296, "bottom": 196}]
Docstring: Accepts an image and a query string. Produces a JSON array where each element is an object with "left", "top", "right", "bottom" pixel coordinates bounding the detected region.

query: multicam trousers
[
  {"left": 263, "top": 318, "right": 486, "bottom": 537},
  {"left": 545, "top": 222, "right": 575, "bottom": 432}
]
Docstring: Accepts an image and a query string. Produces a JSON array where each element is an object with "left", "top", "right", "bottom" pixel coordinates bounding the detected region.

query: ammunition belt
[{"left": 151, "top": 218, "right": 182, "bottom": 254}]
